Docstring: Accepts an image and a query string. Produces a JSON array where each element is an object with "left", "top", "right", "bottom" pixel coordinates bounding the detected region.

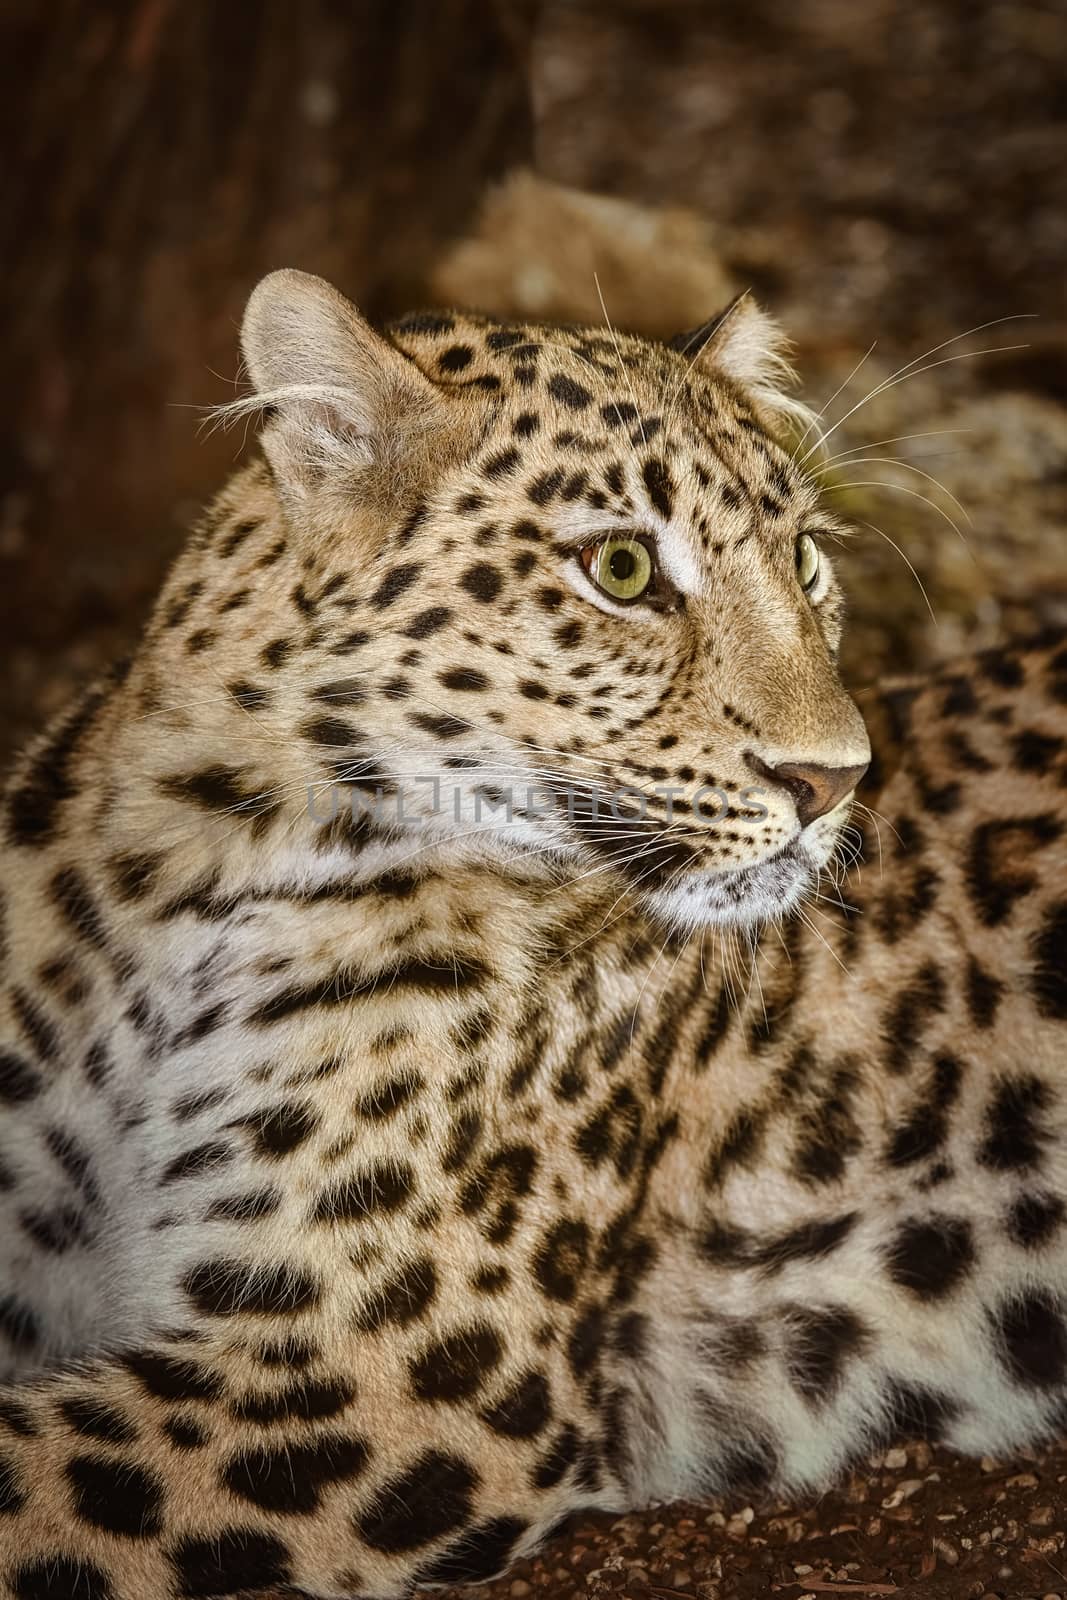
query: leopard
[{"left": 0, "top": 266, "right": 1064, "bottom": 1600}]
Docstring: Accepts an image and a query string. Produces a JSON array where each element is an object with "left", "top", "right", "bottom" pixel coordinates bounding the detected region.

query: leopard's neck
[{"left": 3, "top": 672, "right": 697, "bottom": 1069}]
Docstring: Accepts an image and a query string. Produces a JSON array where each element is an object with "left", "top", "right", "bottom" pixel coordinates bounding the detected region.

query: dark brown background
[{"left": 4, "top": 2, "right": 1067, "bottom": 1596}]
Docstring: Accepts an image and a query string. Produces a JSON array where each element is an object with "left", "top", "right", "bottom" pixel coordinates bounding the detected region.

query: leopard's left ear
[
  {"left": 235, "top": 269, "right": 452, "bottom": 532},
  {"left": 668, "top": 295, "right": 803, "bottom": 428}
]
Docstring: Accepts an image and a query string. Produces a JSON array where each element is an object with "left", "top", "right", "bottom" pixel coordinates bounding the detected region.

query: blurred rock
[{"left": 432, "top": 169, "right": 734, "bottom": 334}]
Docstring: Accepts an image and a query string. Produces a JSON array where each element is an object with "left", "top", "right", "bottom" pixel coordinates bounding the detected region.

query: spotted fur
[{"left": 0, "top": 271, "right": 1064, "bottom": 1598}]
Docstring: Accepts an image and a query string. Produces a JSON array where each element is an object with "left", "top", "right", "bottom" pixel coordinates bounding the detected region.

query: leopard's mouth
[
  {"left": 639, "top": 837, "right": 821, "bottom": 933},
  {"left": 537, "top": 773, "right": 850, "bottom": 931}
]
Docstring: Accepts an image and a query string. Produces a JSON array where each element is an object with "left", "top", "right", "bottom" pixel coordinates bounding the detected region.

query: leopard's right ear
[
  {"left": 667, "top": 294, "right": 810, "bottom": 435},
  {"left": 235, "top": 270, "right": 449, "bottom": 525}
]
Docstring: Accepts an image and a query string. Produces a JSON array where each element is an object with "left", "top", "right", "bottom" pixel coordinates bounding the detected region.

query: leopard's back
[{"left": 626, "top": 634, "right": 1067, "bottom": 1497}]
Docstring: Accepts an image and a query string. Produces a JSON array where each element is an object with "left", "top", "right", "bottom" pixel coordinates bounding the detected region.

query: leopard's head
[{"left": 206, "top": 270, "right": 869, "bottom": 932}]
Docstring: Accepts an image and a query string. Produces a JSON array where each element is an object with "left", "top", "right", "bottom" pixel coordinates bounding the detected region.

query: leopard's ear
[
  {"left": 236, "top": 269, "right": 448, "bottom": 522},
  {"left": 668, "top": 294, "right": 804, "bottom": 429}
]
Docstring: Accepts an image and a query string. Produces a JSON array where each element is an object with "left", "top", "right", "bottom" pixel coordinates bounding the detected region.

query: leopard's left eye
[
  {"left": 795, "top": 533, "right": 820, "bottom": 592},
  {"left": 583, "top": 536, "right": 654, "bottom": 602}
]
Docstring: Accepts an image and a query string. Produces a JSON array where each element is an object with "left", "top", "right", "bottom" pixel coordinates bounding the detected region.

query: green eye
[
  {"left": 586, "top": 536, "right": 654, "bottom": 602},
  {"left": 795, "top": 533, "right": 820, "bottom": 592}
]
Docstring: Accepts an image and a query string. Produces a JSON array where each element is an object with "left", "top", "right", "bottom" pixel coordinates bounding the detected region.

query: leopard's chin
[{"left": 640, "top": 837, "right": 822, "bottom": 935}]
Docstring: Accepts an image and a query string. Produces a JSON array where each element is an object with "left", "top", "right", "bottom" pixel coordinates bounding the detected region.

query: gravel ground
[
  {"left": 437, "top": 1444, "right": 1067, "bottom": 1600},
  {"left": 5, "top": 3, "right": 1067, "bottom": 1596}
]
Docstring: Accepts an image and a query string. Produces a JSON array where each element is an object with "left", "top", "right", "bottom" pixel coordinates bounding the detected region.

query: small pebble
[{"left": 882, "top": 1478, "right": 924, "bottom": 1508}]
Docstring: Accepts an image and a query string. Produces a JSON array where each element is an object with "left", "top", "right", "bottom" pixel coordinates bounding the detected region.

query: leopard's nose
[{"left": 747, "top": 756, "right": 869, "bottom": 827}]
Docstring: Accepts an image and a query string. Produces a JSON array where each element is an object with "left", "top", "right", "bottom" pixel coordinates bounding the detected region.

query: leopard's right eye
[{"left": 581, "top": 536, "right": 654, "bottom": 603}]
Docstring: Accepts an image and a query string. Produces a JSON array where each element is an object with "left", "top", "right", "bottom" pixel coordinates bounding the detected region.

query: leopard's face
[{"left": 202, "top": 273, "right": 871, "bottom": 933}]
